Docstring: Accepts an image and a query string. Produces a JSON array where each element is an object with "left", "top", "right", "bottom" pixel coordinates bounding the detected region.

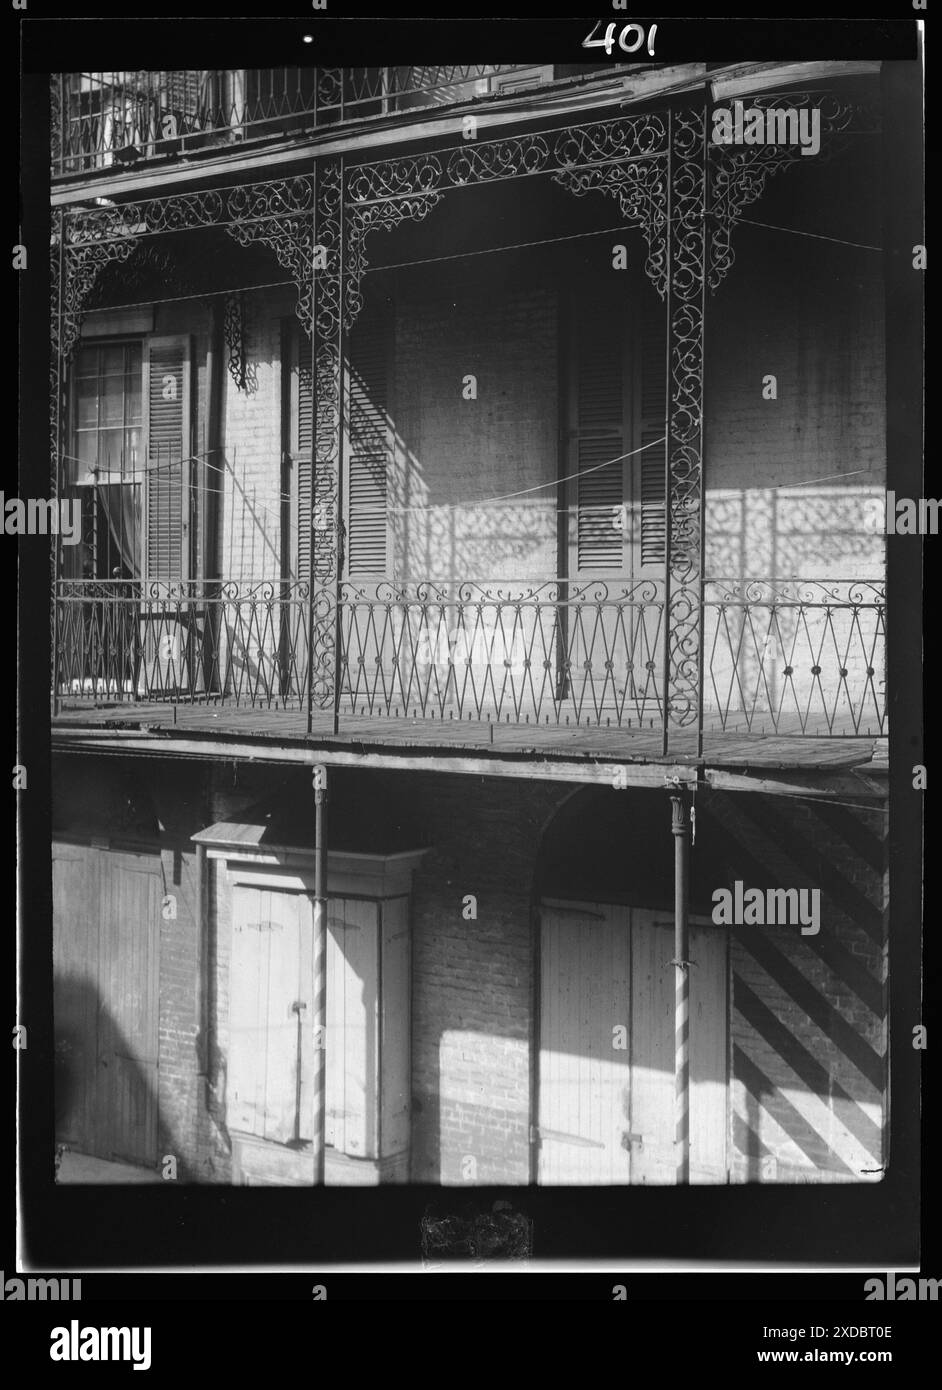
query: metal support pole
[
  {"left": 663, "top": 104, "right": 707, "bottom": 757},
  {"left": 311, "top": 763, "right": 328, "bottom": 1184},
  {"left": 331, "top": 159, "right": 346, "bottom": 738},
  {"left": 51, "top": 211, "right": 65, "bottom": 718},
  {"left": 305, "top": 169, "right": 317, "bottom": 737},
  {"left": 670, "top": 786, "right": 691, "bottom": 1184}
]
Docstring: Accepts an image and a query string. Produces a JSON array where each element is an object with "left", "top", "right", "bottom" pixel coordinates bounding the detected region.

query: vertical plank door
[
  {"left": 52, "top": 845, "right": 100, "bottom": 1155},
  {"left": 52, "top": 845, "right": 161, "bottom": 1168},
  {"left": 97, "top": 850, "right": 162, "bottom": 1166},
  {"left": 538, "top": 903, "right": 632, "bottom": 1184},
  {"left": 538, "top": 903, "right": 728, "bottom": 1184}
]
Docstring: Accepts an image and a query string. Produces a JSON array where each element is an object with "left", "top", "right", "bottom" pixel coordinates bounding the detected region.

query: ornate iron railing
[
  {"left": 52, "top": 67, "right": 590, "bottom": 178},
  {"left": 702, "top": 579, "right": 886, "bottom": 736},
  {"left": 55, "top": 579, "right": 312, "bottom": 708},
  {"left": 339, "top": 580, "right": 666, "bottom": 727},
  {"left": 54, "top": 576, "right": 886, "bottom": 738}
]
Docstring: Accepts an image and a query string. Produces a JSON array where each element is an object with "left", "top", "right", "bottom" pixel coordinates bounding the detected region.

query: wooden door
[
  {"left": 53, "top": 845, "right": 161, "bottom": 1167},
  {"left": 229, "top": 885, "right": 315, "bottom": 1145},
  {"left": 97, "top": 851, "right": 161, "bottom": 1164},
  {"left": 325, "top": 898, "right": 380, "bottom": 1158},
  {"left": 538, "top": 902, "right": 632, "bottom": 1183},
  {"left": 52, "top": 846, "right": 99, "bottom": 1154},
  {"left": 537, "top": 901, "right": 728, "bottom": 1185},
  {"left": 228, "top": 886, "right": 387, "bottom": 1162}
]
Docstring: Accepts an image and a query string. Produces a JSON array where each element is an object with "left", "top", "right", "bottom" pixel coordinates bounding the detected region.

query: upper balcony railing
[
  {"left": 53, "top": 577, "right": 887, "bottom": 743},
  {"left": 52, "top": 67, "right": 616, "bottom": 179}
]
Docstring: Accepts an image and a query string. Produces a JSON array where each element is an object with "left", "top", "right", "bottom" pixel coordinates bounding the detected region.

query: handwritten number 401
[{"left": 582, "top": 21, "right": 657, "bottom": 58}]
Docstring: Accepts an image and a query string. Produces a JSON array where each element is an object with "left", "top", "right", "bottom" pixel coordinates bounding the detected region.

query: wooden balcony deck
[
  {"left": 54, "top": 577, "right": 887, "bottom": 781},
  {"left": 52, "top": 698, "right": 888, "bottom": 779}
]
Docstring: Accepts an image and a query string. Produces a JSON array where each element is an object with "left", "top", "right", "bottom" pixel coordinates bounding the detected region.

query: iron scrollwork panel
[
  {"left": 223, "top": 292, "right": 247, "bottom": 392},
  {"left": 345, "top": 193, "right": 443, "bottom": 329},
  {"left": 310, "top": 158, "right": 344, "bottom": 710},
  {"left": 708, "top": 92, "right": 880, "bottom": 292},
  {"left": 224, "top": 176, "right": 316, "bottom": 336},
  {"left": 50, "top": 216, "right": 63, "bottom": 498},
  {"left": 552, "top": 155, "right": 669, "bottom": 300},
  {"left": 665, "top": 106, "right": 707, "bottom": 748},
  {"left": 60, "top": 237, "right": 141, "bottom": 364}
]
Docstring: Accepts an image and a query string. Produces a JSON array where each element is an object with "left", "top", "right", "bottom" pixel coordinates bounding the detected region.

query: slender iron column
[
  {"left": 670, "top": 786, "right": 691, "bottom": 1184},
  {"left": 312, "top": 763, "right": 328, "bottom": 1183}
]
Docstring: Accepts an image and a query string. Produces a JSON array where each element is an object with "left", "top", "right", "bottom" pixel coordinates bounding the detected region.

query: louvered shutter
[
  {"left": 636, "top": 294, "right": 667, "bottom": 575},
  {"left": 291, "top": 309, "right": 390, "bottom": 582},
  {"left": 346, "top": 304, "right": 389, "bottom": 578},
  {"left": 568, "top": 289, "right": 667, "bottom": 579},
  {"left": 145, "top": 336, "right": 191, "bottom": 586},
  {"left": 571, "top": 294, "right": 628, "bottom": 575}
]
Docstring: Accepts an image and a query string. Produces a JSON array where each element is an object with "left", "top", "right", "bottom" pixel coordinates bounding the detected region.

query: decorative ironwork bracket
[
  {"left": 343, "top": 111, "right": 672, "bottom": 314},
  {"left": 224, "top": 177, "right": 316, "bottom": 336},
  {"left": 707, "top": 93, "right": 880, "bottom": 291},
  {"left": 56, "top": 236, "right": 141, "bottom": 364},
  {"left": 223, "top": 292, "right": 247, "bottom": 391},
  {"left": 552, "top": 157, "right": 669, "bottom": 300},
  {"left": 345, "top": 193, "right": 443, "bottom": 328}
]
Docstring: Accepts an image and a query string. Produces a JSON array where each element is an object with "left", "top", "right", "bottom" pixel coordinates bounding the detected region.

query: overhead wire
[{"left": 69, "top": 207, "right": 883, "bottom": 319}]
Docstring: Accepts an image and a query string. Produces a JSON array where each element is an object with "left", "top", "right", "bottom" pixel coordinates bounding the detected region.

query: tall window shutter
[
  {"left": 568, "top": 288, "right": 667, "bottom": 579},
  {"left": 346, "top": 304, "right": 389, "bottom": 578},
  {"left": 636, "top": 294, "right": 668, "bottom": 574},
  {"left": 291, "top": 309, "right": 389, "bottom": 582},
  {"left": 145, "top": 336, "right": 191, "bottom": 585},
  {"left": 571, "top": 294, "right": 627, "bottom": 575},
  {"left": 295, "top": 330, "right": 313, "bottom": 581}
]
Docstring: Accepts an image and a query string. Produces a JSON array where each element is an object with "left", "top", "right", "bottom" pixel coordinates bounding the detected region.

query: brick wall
[
  {"left": 146, "top": 763, "right": 230, "bottom": 1182},
  {"left": 704, "top": 145, "right": 886, "bottom": 579},
  {"left": 704, "top": 237, "right": 886, "bottom": 577},
  {"left": 207, "top": 246, "right": 885, "bottom": 593},
  {"left": 155, "top": 842, "right": 202, "bottom": 1179},
  {"left": 405, "top": 773, "right": 565, "bottom": 1183},
  {"left": 391, "top": 278, "right": 558, "bottom": 585},
  {"left": 219, "top": 286, "right": 296, "bottom": 584},
  {"left": 702, "top": 157, "right": 886, "bottom": 722}
]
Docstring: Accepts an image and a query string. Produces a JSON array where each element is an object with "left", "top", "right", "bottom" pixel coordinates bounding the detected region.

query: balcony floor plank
[{"left": 52, "top": 700, "right": 886, "bottom": 775}]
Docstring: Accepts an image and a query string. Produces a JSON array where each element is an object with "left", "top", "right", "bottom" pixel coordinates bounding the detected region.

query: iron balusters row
[{"left": 53, "top": 577, "right": 886, "bottom": 737}]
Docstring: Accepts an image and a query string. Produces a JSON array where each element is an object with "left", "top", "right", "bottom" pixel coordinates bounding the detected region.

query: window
[
  {"left": 64, "top": 335, "right": 192, "bottom": 585},
  {"left": 68, "top": 342, "right": 144, "bottom": 581}
]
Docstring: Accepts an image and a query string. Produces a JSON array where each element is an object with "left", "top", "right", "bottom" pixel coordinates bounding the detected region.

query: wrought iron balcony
[
  {"left": 51, "top": 66, "right": 604, "bottom": 179},
  {"left": 54, "top": 577, "right": 887, "bottom": 741}
]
